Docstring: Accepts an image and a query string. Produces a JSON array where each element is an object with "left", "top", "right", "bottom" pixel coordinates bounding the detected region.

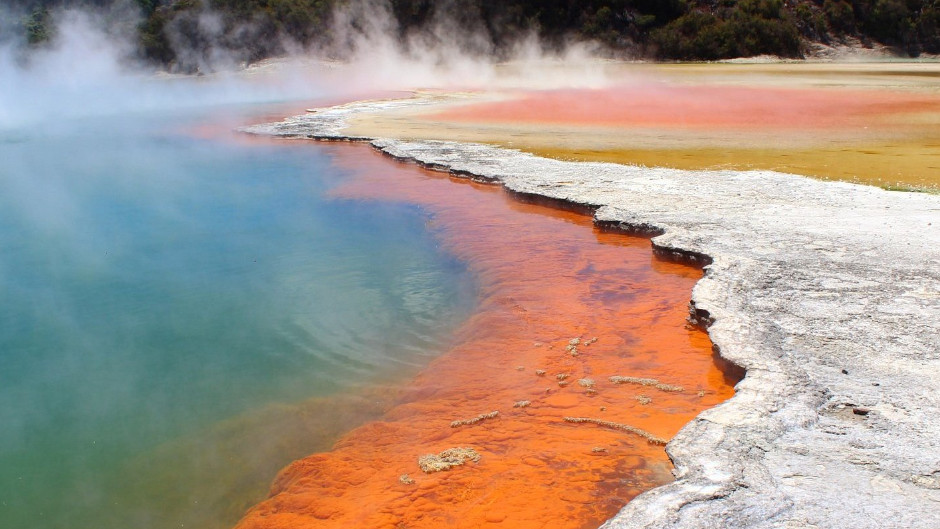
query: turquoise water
[{"left": 0, "top": 105, "right": 476, "bottom": 528}]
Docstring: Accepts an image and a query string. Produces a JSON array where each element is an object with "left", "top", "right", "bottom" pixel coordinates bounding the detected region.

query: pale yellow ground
[{"left": 342, "top": 63, "right": 940, "bottom": 192}]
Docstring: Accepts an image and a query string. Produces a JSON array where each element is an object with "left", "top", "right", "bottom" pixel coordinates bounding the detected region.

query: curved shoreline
[{"left": 242, "top": 95, "right": 940, "bottom": 528}]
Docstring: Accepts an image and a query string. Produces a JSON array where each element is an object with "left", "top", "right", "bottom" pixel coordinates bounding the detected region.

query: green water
[{"left": 0, "top": 106, "right": 476, "bottom": 528}]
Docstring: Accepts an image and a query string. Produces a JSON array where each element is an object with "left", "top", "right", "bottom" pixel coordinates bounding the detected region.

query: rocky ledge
[{"left": 243, "top": 97, "right": 940, "bottom": 529}]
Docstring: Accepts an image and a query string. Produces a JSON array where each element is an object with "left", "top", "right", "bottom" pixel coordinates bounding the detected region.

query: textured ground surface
[{"left": 243, "top": 96, "right": 940, "bottom": 529}]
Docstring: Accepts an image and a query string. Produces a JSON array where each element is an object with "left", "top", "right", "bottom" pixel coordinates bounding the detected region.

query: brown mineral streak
[{"left": 234, "top": 143, "right": 737, "bottom": 529}]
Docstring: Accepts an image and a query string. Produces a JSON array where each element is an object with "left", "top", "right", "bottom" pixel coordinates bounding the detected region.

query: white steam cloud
[
  {"left": 321, "top": 0, "right": 615, "bottom": 92},
  {"left": 0, "top": 10, "right": 337, "bottom": 129},
  {"left": 0, "top": 0, "right": 616, "bottom": 130}
]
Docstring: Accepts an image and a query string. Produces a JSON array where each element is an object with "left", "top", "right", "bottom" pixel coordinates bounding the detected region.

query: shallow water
[
  {"left": 1, "top": 93, "right": 742, "bottom": 529},
  {"left": 236, "top": 144, "right": 738, "bottom": 529},
  {"left": 0, "top": 105, "right": 476, "bottom": 529}
]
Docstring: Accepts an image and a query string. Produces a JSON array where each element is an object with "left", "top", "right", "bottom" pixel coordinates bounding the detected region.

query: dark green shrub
[
  {"left": 865, "top": 0, "right": 915, "bottom": 45},
  {"left": 651, "top": 0, "right": 801, "bottom": 60},
  {"left": 138, "top": 6, "right": 175, "bottom": 64},
  {"left": 24, "top": 6, "right": 54, "bottom": 46},
  {"left": 795, "top": 2, "right": 828, "bottom": 39},
  {"left": 917, "top": 4, "right": 939, "bottom": 52},
  {"left": 824, "top": 0, "right": 855, "bottom": 33}
]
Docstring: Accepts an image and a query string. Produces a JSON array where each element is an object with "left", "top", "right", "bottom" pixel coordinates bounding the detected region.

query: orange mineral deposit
[
  {"left": 342, "top": 71, "right": 940, "bottom": 190},
  {"left": 235, "top": 142, "right": 739, "bottom": 529},
  {"left": 430, "top": 83, "right": 940, "bottom": 130}
]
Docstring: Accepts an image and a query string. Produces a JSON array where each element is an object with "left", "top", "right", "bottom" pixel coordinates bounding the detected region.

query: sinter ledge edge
[{"left": 239, "top": 95, "right": 940, "bottom": 529}]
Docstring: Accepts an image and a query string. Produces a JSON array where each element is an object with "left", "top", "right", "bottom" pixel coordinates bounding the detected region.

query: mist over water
[
  {"left": 0, "top": 1, "right": 615, "bottom": 132},
  {"left": 0, "top": 97, "right": 478, "bottom": 527},
  {"left": 0, "top": 4, "right": 635, "bottom": 527},
  {"left": 0, "top": 13, "right": 333, "bottom": 129}
]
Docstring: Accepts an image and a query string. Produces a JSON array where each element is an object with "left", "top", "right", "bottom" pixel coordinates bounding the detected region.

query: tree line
[{"left": 7, "top": 0, "right": 940, "bottom": 71}]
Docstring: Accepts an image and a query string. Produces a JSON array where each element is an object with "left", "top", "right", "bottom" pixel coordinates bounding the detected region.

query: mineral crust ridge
[{"left": 243, "top": 95, "right": 940, "bottom": 529}]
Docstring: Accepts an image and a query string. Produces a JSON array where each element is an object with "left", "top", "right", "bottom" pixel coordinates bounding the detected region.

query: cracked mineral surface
[{"left": 243, "top": 93, "right": 940, "bottom": 529}]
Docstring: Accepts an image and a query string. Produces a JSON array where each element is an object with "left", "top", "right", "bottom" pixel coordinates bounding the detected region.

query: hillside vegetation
[{"left": 6, "top": 0, "right": 940, "bottom": 71}]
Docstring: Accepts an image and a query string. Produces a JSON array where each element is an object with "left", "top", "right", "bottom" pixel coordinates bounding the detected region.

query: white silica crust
[{"left": 241, "top": 96, "right": 940, "bottom": 529}]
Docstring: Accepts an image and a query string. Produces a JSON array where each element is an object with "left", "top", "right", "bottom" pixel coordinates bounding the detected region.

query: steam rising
[
  {"left": 0, "top": 10, "right": 331, "bottom": 128},
  {"left": 0, "top": 2, "right": 622, "bottom": 528},
  {"left": 0, "top": 0, "right": 614, "bottom": 130}
]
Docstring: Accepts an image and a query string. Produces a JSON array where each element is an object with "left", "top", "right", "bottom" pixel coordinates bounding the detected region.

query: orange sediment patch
[
  {"left": 426, "top": 84, "right": 940, "bottom": 191},
  {"left": 429, "top": 83, "right": 940, "bottom": 130},
  {"left": 235, "top": 143, "right": 738, "bottom": 529}
]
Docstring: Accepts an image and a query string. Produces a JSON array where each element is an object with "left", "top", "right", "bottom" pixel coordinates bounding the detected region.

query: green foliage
[
  {"left": 208, "top": 0, "right": 329, "bottom": 44},
  {"left": 13, "top": 0, "right": 940, "bottom": 65},
  {"left": 581, "top": 5, "right": 635, "bottom": 46},
  {"left": 651, "top": 11, "right": 722, "bottom": 58},
  {"left": 23, "top": 6, "right": 54, "bottom": 46},
  {"left": 137, "top": 4, "right": 175, "bottom": 64},
  {"left": 917, "top": 3, "right": 940, "bottom": 52},
  {"left": 651, "top": 0, "right": 802, "bottom": 59},
  {"left": 795, "top": 2, "right": 828, "bottom": 39},
  {"left": 865, "top": 0, "right": 915, "bottom": 45},
  {"left": 823, "top": 0, "right": 854, "bottom": 33},
  {"left": 136, "top": 0, "right": 160, "bottom": 16}
]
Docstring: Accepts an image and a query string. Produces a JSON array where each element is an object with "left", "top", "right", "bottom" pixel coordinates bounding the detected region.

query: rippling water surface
[{"left": 0, "top": 105, "right": 476, "bottom": 528}]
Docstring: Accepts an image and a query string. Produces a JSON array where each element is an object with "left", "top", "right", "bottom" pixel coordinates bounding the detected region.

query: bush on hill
[
  {"left": 651, "top": 0, "right": 802, "bottom": 59},
  {"left": 7, "top": 0, "right": 940, "bottom": 69}
]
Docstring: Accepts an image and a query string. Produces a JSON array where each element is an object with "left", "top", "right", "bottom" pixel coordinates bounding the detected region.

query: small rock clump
[
  {"left": 450, "top": 410, "right": 499, "bottom": 428},
  {"left": 609, "top": 375, "right": 683, "bottom": 392},
  {"left": 563, "top": 416, "right": 669, "bottom": 445},
  {"left": 417, "top": 447, "right": 481, "bottom": 473},
  {"left": 566, "top": 337, "right": 581, "bottom": 356}
]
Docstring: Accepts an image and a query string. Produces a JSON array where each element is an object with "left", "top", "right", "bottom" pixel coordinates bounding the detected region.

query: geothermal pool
[
  {"left": 10, "top": 60, "right": 935, "bottom": 529},
  {"left": 0, "top": 104, "right": 477, "bottom": 529},
  {"left": 233, "top": 145, "right": 737, "bottom": 528},
  {"left": 0, "top": 99, "right": 736, "bottom": 529},
  {"left": 232, "top": 62, "right": 940, "bottom": 528}
]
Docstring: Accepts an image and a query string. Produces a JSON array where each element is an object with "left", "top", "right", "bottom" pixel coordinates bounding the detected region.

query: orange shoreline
[{"left": 235, "top": 143, "right": 737, "bottom": 529}]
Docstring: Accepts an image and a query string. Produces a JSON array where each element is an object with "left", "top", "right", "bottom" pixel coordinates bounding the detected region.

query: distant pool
[{"left": 0, "top": 104, "right": 476, "bottom": 529}]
